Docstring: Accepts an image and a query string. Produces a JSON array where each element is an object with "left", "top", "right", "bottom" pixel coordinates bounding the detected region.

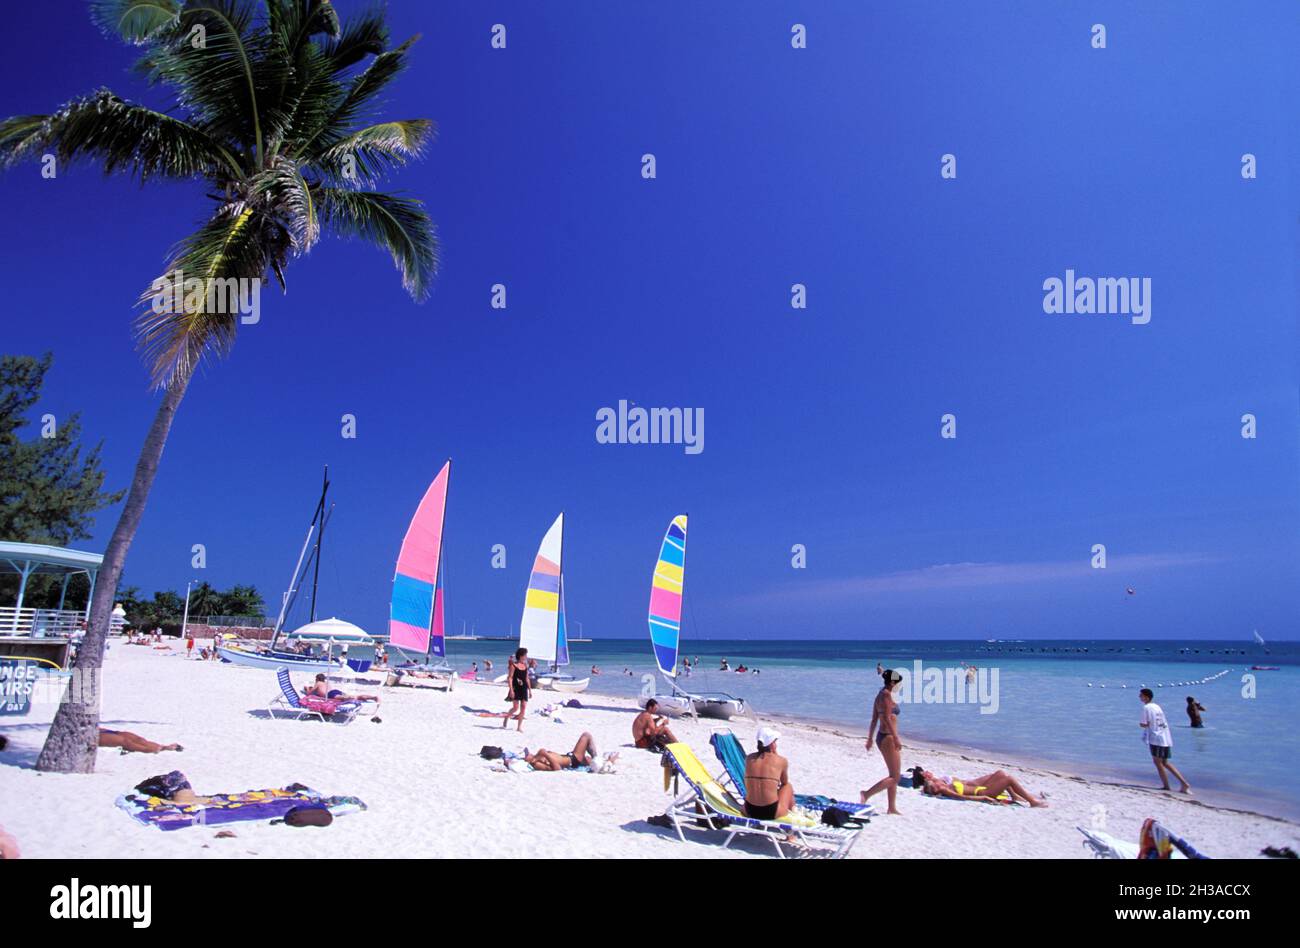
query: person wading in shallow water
[
  {"left": 861, "top": 668, "right": 904, "bottom": 815},
  {"left": 1140, "top": 689, "right": 1191, "bottom": 794}
]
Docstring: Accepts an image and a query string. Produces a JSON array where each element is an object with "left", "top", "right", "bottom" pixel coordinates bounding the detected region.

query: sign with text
[{"left": 0, "top": 658, "right": 41, "bottom": 716}]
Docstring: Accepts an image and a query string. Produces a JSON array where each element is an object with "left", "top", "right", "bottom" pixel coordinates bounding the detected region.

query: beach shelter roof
[
  {"left": 286, "top": 617, "right": 372, "bottom": 642},
  {"left": 0, "top": 540, "right": 103, "bottom": 610}
]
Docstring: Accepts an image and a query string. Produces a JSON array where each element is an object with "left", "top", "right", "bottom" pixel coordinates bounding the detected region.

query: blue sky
[{"left": 2, "top": 1, "right": 1297, "bottom": 641}]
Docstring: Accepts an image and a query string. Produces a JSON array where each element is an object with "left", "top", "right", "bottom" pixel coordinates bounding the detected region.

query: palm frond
[
  {"left": 317, "top": 188, "right": 437, "bottom": 300},
  {"left": 135, "top": 205, "right": 268, "bottom": 387},
  {"left": 249, "top": 156, "right": 319, "bottom": 250},
  {"left": 136, "top": 0, "right": 276, "bottom": 167},
  {"left": 0, "top": 115, "right": 51, "bottom": 168},
  {"left": 321, "top": 9, "right": 388, "bottom": 73},
  {"left": 89, "top": 0, "right": 181, "bottom": 44},
  {"left": 311, "top": 119, "right": 434, "bottom": 186},
  {"left": 295, "top": 35, "right": 419, "bottom": 159},
  {"left": 0, "top": 90, "right": 240, "bottom": 179},
  {"left": 264, "top": 37, "right": 343, "bottom": 158}
]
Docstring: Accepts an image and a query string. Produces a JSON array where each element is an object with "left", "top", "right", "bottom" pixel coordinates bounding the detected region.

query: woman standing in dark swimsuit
[
  {"left": 861, "top": 668, "right": 904, "bottom": 815},
  {"left": 504, "top": 647, "right": 530, "bottom": 731}
]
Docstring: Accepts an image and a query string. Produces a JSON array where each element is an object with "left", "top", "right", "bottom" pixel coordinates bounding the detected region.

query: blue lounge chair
[
  {"left": 268, "top": 667, "right": 370, "bottom": 723},
  {"left": 709, "top": 729, "right": 874, "bottom": 816},
  {"left": 660, "top": 743, "right": 863, "bottom": 858}
]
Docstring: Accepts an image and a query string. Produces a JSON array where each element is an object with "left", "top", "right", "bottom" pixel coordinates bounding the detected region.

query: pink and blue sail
[
  {"left": 389, "top": 461, "right": 450, "bottom": 657},
  {"left": 648, "top": 515, "right": 687, "bottom": 678}
]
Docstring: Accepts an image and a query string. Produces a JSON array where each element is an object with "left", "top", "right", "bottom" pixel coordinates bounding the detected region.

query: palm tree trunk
[{"left": 35, "top": 372, "right": 193, "bottom": 773}]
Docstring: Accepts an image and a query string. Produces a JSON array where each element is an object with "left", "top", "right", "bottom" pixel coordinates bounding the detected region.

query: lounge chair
[
  {"left": 269, "top": 667, "right": 372, "bottom": 723},
  {"left": 709, "top": 729, "right": 874, "bottom": 817},
  {"left": 1078, "top": 818, "right": 1204, "bottom": 859},
  {"left": 659, "top": 742, "right": 864, "bottom": 859}
]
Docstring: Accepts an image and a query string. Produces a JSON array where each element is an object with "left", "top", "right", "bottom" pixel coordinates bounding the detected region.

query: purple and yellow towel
[{"left": 115, "top": 786, "right": 366, "bottom": 831}]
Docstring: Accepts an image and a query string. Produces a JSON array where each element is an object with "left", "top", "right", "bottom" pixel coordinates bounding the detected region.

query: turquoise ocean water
[{"left": 439, "top": 638, "right": 1300, "bottom": 820}]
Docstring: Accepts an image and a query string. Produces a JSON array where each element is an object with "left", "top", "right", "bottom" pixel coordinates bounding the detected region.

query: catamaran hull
[
  {"left": 540, "top": 676, "right": 590, "bottom": 694},
  {"left": 218, "top": 646, "right": 338, "bottom": 673},
  {"left": 692, "top": 697, "right": 747, "bottom": 720},
  {"left": 653, "top": 693, "right": 694, "bottom": 717}
]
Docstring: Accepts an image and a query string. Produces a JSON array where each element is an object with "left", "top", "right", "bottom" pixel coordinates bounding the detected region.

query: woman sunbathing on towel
[
  {"left": 525, "top": 732, "right": 602, "bottom": 771},
  {"left": 918, "top": 769, "right": 1048, "bottom": 807},
  {"left": 99, "top": 728, "right": 183, "bottom": 754}
]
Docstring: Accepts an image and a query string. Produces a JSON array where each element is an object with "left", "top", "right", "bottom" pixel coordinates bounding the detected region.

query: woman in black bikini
[
  {"left": 743, "top": 726, "right": 794, "bottom": 820},
  {"left": 504, "top": 647, "right": 530, "bottom": 731},
  {"left": 861, "top": 668, "right": 904, "bottom": 815}
]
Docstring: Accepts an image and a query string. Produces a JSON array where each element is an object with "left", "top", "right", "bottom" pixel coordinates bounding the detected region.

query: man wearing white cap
[{"left": 743, "top": 725, "right": 795, "bottom": 820}]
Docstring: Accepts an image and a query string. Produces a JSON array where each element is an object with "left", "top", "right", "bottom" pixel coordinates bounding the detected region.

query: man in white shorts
[{"left": 1139, "top": 688, "right": 1191, "bottom": 794}]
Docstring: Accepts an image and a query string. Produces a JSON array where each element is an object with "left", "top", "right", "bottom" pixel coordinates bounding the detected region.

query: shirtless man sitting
[
  {"left": 525, "top": 732, "right": 604, "bottom": 771},
  {"left": 632, "top": 699, "right": 678, "bottom": 751},
  {"left": 302, "top": 673, "right": 379, "bottom": 704},
  {"left": 743, "top": 726, "right": 794, "bottom": 820}
]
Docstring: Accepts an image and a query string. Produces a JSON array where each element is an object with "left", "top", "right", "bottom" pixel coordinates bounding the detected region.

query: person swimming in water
[{"left": 1186, "top": 696, "right": 1206, "bottom": 728}]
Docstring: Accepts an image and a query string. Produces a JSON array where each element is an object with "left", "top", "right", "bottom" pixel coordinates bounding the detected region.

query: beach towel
[
  {"left": 1077, "top": 822, "right": 1203, "bottom": 859},
  {"left": 1139, "top": 818, "right": 1209, "bottom": 859},
  {"left": 115, "top": 785, "right": 366, "bottom": 831},
  {"left": 299, "top": 694, "right": 357, "bottom": 715}
]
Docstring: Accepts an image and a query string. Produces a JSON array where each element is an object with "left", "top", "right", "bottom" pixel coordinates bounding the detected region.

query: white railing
[{"left": 0, "top": 606, "right": 112, "bottom": 637}]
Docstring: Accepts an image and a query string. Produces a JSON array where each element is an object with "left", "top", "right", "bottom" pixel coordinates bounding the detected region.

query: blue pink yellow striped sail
[
  {"left": 389, "top": 461, "right": 450, "bottom": 656},
  {"left": 518, "top": 513, "right": 563, "bottom": 663},
  {"left": 649, "top": 515, "right": 687, "bottom": 677}
]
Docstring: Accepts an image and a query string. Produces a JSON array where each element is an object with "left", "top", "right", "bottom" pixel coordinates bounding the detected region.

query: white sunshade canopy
[{"left": 286, "top": 617, "right": 372, "bottom": 642}]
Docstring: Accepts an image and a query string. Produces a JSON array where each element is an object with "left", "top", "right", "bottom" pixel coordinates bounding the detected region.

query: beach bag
[
  {"left": 134, "top": 770, "right": 191, "bottom": 799},
  {"left": 283, "top": 805, "right": 333, "bottom": 828},
  {"left": 480, "top": 745, "right": 504, "bottom": 760},
  {"left": 821, "top": 806, "right": 851, "bottom": 827}
]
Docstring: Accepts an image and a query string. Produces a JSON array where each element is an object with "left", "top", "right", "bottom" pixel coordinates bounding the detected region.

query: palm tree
[
  {"left": 0, "top": 0, "right": 437, "bottom": 772},
  {"left": 190, "top": 581, "right": 218, "bottom": 617}
]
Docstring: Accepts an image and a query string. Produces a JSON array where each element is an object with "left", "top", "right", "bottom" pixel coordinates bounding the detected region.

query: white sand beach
[{"left": 2, "top": 642, "right": 1296, "bottom": 859}]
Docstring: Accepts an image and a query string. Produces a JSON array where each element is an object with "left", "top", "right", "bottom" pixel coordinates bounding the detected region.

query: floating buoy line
[{"left": 1086, "top": 668, "right": 1233, "bottom": 689}]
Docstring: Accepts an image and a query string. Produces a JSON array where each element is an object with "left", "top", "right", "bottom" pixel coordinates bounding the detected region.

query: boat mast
[
  {"left": 270, "top": 472, "right": 329, "bottom": 651},
  {"left": 271, "top": 521, "right": 316, "bottom": 651},
  {"left": 309, "top": 466, "right": 330, "bottom": 623}
]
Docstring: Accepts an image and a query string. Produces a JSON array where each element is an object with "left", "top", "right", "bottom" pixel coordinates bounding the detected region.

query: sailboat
[
  {"left": 387, "top": 460, "right": 455, "bottom": 677},
  {"left": 518, "top": 514, "right": 589, "bottom": 693},
  {"left": 648, "top": 515, "right": 747, "bottom": 720},
  {"left": 218, "top": 468, "right": 347, "bottom": 672}
]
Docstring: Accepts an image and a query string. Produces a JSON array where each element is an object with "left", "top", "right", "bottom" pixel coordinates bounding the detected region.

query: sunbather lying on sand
[
  {"left": 918, "top": 769, "right": 1048, "bottom": 807},
  {"left": 99, "top": 728, "right": 183, "bottom": 754},
  {"left": 302, "top": 673, "right": 379, "bottom": 704},
  {"left": 525, "top": 732, "right": 614, "bottom": 771}
]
